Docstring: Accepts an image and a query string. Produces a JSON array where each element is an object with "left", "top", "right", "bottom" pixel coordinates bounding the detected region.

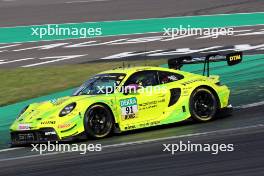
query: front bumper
[
  {"left": 217, "top": 104, "right": 233, "bottom": 117},
  {"left": 10, "top": 128, "right": 59, "bottom": 146}
]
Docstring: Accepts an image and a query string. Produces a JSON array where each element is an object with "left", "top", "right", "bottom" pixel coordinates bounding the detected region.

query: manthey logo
[{"left": 41, "top": 121, "right": 56, "bottom": 125}]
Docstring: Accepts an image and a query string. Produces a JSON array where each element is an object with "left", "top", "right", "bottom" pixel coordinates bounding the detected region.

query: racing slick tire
[
  {"left": 84, "top": 104, "right": 114, "bottom": 138},
  {"left": 189, "top": 87, "right": 218, "bottom": 122}
]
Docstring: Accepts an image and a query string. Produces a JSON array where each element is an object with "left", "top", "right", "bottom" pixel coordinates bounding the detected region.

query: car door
[{"left": 116, "top": 70, "right": 169, "bottom": 130}]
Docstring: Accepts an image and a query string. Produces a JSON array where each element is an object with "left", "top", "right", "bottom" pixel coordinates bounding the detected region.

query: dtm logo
[
  {"left": 226, "top": 52, "right": 242, "bottom": 66},
  {"left": 229, "top": 55, "right": 241, "bottom": 61}
]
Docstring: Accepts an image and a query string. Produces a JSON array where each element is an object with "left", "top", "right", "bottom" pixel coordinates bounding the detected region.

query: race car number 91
[{"left": 120, "top": 97, "right": 138, "bottom": 120}]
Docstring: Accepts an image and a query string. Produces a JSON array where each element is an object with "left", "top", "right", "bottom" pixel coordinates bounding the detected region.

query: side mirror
[{"left": 124, "top": 84, "right": 140, "bottom": 95}]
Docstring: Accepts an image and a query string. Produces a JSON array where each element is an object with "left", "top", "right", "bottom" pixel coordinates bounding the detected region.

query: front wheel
[
  {"left": 84, "top": 104, "right": 114, "bottom": 138},
  {"left": 189, "top": 87, "right": 218, "bottom": 122}
]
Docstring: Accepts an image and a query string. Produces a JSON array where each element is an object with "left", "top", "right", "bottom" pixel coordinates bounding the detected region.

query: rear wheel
[
  {"left": 84, "top": 104, "right": 113, "bottom": 138},
  {"left": 189, "top": 87, "right": 218, "bottom": 122}
]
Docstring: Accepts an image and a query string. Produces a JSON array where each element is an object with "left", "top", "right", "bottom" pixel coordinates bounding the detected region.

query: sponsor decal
[
  {"left": 120, "top": 97, "right": 137, "bottom": 107},
  {"left": 182, "top": 87, "right": 191, "bottom": 96},
  {"left": 139, "top": 121, "right": 160, "bottom": 128},
  {"left": 18, "top": 124, "right": 31, "bottom": 130},
  {"left": 125, "top": 125, "right": 136, "bottom": 130},
  {"left": 50, "top": 99, "right": 57, "bottom": 104},
  {"left": 41, "top": 121, "right": 56, "bottom": 125},
  {"left": 18, "top": 133, "right": 34, "bottom": 141},
  {"left": 120, "top": 97, "right": 138, "bottom": 120},
  {"left": 138, "top": 98, "right": 165, "bottom": 110},
  {"left": 58, "top": 123, "right": 71, "bottom": 129},
  {"left": 181, "top": 79, "right": 206, "bottom": 86},
  {"left": 50, "top": 98, "right": 68, "bottom": 105},
  {"left": 44, "top": 131, "right": 56, "bottom": 136}
]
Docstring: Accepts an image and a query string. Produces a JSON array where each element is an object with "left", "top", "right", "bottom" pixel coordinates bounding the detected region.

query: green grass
[{"left": 0, "top": 60, "right": 165, "bottom": 106}]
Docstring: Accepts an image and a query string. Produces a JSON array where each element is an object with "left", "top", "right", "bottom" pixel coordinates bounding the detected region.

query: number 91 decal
[{"left": 120, "top": 97, "right": 138, "bottom": 120}]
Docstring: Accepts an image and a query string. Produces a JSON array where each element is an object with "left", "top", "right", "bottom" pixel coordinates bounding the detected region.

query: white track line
[
  {"left": 0, "top": 58, "right": 35, "bottom": 65},
  {"left": 235, "top": 101, "right": 264, "bottom": 109},
  {"left": 21, "top": 54, "right": 87, "bottom": 67},
  {"left": 0, "top": 147, "right": 21, "bottom": 153},
  {"left": 0, "top": 44, "right": 21, "bottom": 49}
]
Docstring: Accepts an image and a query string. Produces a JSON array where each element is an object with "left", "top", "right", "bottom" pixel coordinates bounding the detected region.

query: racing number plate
[{"left": 120, "top": 97, "right": 138, "bottom": 120}]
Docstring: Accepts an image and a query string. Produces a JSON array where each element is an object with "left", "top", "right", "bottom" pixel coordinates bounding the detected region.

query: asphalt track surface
[
  {"left": 0, "top": 0, "right": 263, "bottom": 27},
  {"left": 0, "top": 104, "right": 264, "bottom": 176}
]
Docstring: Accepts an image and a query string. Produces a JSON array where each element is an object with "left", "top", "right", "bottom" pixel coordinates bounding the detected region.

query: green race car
[{"left": 10, "top": 52, "right": 242, "bottom": 145}]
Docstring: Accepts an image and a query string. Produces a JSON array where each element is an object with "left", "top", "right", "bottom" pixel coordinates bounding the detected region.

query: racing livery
[{"left": 10, "top": 52, "right": 242, "bottom": 145}]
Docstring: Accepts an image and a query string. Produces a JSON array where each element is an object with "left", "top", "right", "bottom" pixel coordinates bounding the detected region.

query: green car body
[{"left": 10, "top": 66, "right": 231, "bottom": 145}]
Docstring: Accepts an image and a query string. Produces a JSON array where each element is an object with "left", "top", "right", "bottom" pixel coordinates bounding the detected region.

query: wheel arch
[
  {"left": 192, "top": 85, "right": 221, "bottom": 109},
  {"left": 85, "top": 102, "right": 116, "bottom": 123},
  {"left": 83, "top": 102, "right": 117, "bottom": 138}
]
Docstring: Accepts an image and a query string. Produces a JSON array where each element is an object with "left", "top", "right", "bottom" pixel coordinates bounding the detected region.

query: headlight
[
  {"left": 59, "top": 103, "right": 76, "bottom": 117},
  {"left": 17, "top": 105, "right": 29, "bottom": 119}
]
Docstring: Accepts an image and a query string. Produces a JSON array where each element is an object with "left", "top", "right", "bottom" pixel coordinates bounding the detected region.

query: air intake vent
[{"left": 168, "top": 88, "right": 181, "bottom": 107}]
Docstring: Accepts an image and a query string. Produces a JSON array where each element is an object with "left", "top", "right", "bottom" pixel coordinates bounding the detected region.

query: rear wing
[{"left": 168, "top": 52, "right": 243, "bottom": 77}]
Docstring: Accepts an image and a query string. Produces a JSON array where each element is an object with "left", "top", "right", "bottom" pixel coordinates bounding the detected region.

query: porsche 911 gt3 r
[{"left": 9, "top": 52, "right": 242, "bottom": 145}]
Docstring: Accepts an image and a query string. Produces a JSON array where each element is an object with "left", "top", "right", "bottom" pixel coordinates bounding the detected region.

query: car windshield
[{"left": 73, "top": 73, "right": 126, "bottom": 96}]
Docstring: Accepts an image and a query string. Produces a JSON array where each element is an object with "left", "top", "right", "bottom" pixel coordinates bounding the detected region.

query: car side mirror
[{"left": 123, "top": 84, "right": 140, "bottom": 95}]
